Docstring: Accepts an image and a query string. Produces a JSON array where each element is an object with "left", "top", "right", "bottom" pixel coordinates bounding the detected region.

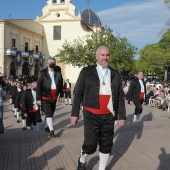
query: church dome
[{"left": 81, "top": 8, "right": 102, "bottom": 27}]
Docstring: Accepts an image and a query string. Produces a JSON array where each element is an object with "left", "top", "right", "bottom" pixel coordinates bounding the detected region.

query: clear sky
[{"left": 0, "top": 0, "right": 169, "bottom": 59}]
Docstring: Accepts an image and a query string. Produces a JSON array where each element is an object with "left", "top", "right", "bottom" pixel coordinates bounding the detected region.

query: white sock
[
  {"left": 133, "top": 115, "right": 137, "bottom": 122},
  {"left": 22, "top": 119, "right": 26, "bottom": 127},
  {"left": 17, "top": 112, "right": 20, "bottom": 120},
  {"left": 137, "top": 114, "right": 141, "bottom": 122},
  {"left": 69, "top": 99, "right": 72, "bottom": 104},
  {"left": 14, "top": 109, "right": 17, "bottom": 116},
  {"left": 65, "top": 99, "right": 68, "bottom": 104},
  {"left": 46, "top": 117, "right": 54, "bottom": 131},
  {"left": 99, "top": 152, "right": 110, "bottom": 170},
  {"left": 13, "top": 107, "right": 15, "bottom": 111},
  {"left": 36, "top": 123, "right": 40, "bottom": 131},
  {"left": 80, "top": 148, "right": 88, "bottom": 163},
  {"left": 10, "top": 98, "right": 12, "bottom": 104},
  {"left": 27, "top": 126, "right": 31, "bottom": 130}
]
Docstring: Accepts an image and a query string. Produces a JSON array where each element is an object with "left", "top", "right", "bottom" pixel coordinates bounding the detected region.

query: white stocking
[
  {"left": 22, "top": 119, "right": 26, "bottom": 127},
  {"left": 46, "top": 117, "right": 54, "bottom": 131},
  {"left": 99, "top": 152, "right": 109, "bottom": 170},
  {"left": 80, "top": 148, "right": 88, "bottom": 163}
]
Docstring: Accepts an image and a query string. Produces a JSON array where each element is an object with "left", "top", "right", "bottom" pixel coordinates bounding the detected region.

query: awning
[{"left": 6, "top": 49, "right": 45, "bottom": 59}]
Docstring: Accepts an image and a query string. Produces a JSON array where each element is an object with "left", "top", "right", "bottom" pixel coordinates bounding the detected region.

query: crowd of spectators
[{"left": 122, "top": 76, "right": 170, "bottom": 112}]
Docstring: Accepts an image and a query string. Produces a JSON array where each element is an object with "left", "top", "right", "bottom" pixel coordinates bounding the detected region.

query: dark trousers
[
  {"left": 21, "top": 109, "right": 26, "bottom": 120},
  {"left": 42, "top": 100, "right": 56, "bottom": 118},
  {"left": 26, "top": 112, "right": 37, "bottom": 127},
  {"left": 82, "top": 109, "right": 115, "bottom": 154},
  {"left": 134, "top": 98, "right": 143, "bottom": 115},
  {"left": 65, "top": 91, "right": 71, "bottom": 98}
]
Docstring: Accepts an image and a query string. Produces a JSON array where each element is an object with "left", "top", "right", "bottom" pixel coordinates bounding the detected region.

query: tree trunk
[{"left": 164, "top": 69, "right": 168, "bottom": 81}]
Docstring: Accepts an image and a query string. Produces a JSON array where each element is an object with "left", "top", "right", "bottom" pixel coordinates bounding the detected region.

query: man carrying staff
[
  {"left": 71, "top": 46, "right": 126, "bottom": 170},
  {"left": 36, "top": 57, "right": 63, "bottom": 137}
]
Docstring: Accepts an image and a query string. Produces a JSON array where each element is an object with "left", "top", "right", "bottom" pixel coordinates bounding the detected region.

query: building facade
[{"left": 0, "top": 0, "right": 103, "bottom": 83}]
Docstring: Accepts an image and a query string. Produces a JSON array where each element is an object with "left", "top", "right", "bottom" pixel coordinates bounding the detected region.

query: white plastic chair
[{"left": 149, "top": 96, "right": 155, "bottom": 106}]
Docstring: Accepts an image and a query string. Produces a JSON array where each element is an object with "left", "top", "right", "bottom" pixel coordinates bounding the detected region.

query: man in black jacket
[
  {"left": 9, "top": 80, "right": 17, "bottom": 112},
  {"left": 13, "top": 82, "right": 22, "bottom": 121},
  {"left": 71, "top": 46, "right": 126, "bottom": 170},
  {"left": 128, "top": 71, "right": 146, "bottom": 123},
  {"left": 22, "top": 82, "right": 40, "bottom": 131},
  {"left": 63, "top": 79, "right": 72, "bottom": 105},
  {"left": 36, "top": 57, "right": 63, "bottom": 137},
  {"left": 15, "top": 84, "right": 28, "bottom": 130}
]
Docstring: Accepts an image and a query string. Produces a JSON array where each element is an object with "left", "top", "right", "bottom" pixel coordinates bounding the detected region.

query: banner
[
  {"left": 28, "top": 53, "right": 34, "bottom": 67},
  {"left": 39, "top": 55, "right": 43, "bottom": 67},
  {"left": 16, "top": 51, "right": 22, "bottom": 67}
]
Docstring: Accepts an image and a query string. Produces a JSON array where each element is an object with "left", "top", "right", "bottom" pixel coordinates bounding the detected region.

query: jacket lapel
[
  {"left": 91, "top": 65, "right": 99, "bottom": 80},
  {"left": 45, "top": 68, "right": 51, "bottom": 80},
  {"left": 109, "top": 67, "right": 115, "bottom": 82}
]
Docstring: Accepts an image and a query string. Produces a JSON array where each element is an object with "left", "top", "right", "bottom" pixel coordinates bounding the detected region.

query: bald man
[{"left": 71, "top": 46, "right": 126, "bottom": 170}]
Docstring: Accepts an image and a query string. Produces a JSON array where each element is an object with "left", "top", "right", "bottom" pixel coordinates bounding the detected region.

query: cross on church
[{"left": 86, "top": 0, "right": 91, "bottom": 8}]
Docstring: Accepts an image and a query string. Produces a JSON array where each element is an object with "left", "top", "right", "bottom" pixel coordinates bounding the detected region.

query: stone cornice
[{"left": 2, "top": 20, "right": 43, "bottom": 39}]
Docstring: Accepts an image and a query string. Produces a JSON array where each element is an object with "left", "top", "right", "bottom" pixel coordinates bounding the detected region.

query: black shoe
[
  {"left": 78, "top": 157, "right": 87, "bottom": 170},
  {"left": 158, "top": 106, "right": 162, "bottom": 109},
  {"left": 162, "top": 108, "right": 166, "bottom": 111},
  {"left": 69, "top": 104, "right": 72, "bottom": 105},
  {"left": 50, "top": 130, "right": 55, "bottom": 137},
  {"left": 45, "top": 127, "right": 50, "bottom": 132},
  {"left": 17, "top": 120, "right": 20, "bottom": 123},
  {"left": 14, "top": 115, "right": 17, "bottom": 118},
  {"left": 23, "top": 127, "right": 27, "bottom": 131},
  {"left": 66, "top": 103, "right": 68, "bottom": 105}
]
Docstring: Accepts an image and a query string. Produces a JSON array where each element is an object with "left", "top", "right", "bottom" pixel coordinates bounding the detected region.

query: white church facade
[{"left": 0, "top": 0, "right": 103, "bottom": 82}]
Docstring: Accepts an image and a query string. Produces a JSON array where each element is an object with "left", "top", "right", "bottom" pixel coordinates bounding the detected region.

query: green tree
[
  {"left": 137, "top": 44, "right": 164, "bottom": 75},
  {"left": 164, "top": 0, "right": 170, "bottom": 3},
  {"left": 56, "top": 27, "right": 137, "bottom": 73}
]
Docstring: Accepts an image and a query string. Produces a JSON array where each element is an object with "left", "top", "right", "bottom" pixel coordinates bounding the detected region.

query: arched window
[
  {"left": 53, "top": 0, "right": 57, "bottom": 4},
  {"left": 61, "top": 0, "right": 65, "bottom": 3}
]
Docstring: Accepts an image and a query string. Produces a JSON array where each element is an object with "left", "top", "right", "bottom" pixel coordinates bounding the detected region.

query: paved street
[{"left": 0, "top": 98, "right": 170, "bottom": 170}]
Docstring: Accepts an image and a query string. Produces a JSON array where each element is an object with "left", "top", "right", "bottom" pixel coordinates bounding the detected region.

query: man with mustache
[{"left": 71, "top": 46, "right": 126, "bottom": 170}]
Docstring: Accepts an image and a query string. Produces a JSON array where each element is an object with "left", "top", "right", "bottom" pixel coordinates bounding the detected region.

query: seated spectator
[
  {"left": 161, "top": 90, "right": 170, "bottom": 111},
  {"left": 157, "top": 90, "right": 165, "bottom": 109},
  {"left": 146, "top": 86, "right": 154, "bottom": 104}
]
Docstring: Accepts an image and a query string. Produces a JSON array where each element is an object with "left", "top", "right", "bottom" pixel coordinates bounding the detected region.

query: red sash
[
  {"left": 28, "top": 104, "right": 37, "bottom": 113},
  {"left": 140, "top": 92, "right": 144, "bottom": 99},
  {"left": 65, "top": 88, "right": 70, "bottom": 92},
  {"left": 42, "top": 90, "right": 57, "bottom": 100},
  {"left": 84, "top": 95, "right": 111, "bottom": 114}
]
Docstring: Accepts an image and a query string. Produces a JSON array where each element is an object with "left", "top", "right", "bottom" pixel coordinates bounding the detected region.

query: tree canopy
[
  {"left": 56, "top": 27, "right": 137, "bottom": 73},
  {"left": 137, "top": 29, "right": 170, "bottom": 76}
]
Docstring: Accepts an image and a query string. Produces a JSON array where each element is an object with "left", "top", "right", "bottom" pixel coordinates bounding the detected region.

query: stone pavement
[{"left": 0, "top": 98, "right": 170, "bottom": 170}]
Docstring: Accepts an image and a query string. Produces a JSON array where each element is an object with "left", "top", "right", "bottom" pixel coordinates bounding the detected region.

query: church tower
[{"left": 36, "top": 0, "right": 76, "bottom": 19}]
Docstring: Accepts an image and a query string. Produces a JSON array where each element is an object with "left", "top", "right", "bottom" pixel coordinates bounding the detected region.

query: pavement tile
[{"left": 1, "top": 99, "right": 170, "bottom": 169}]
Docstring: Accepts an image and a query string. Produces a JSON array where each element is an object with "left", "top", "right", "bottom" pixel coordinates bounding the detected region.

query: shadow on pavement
[
  {"left": 106, "top": 112, "right": 153, "bottom": 169},
  {"left": 158, "top": 147, "right": 170, "bottom": 170},
  {"left": 0, "top": 133, "right": 65, "bottom": 170}
]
